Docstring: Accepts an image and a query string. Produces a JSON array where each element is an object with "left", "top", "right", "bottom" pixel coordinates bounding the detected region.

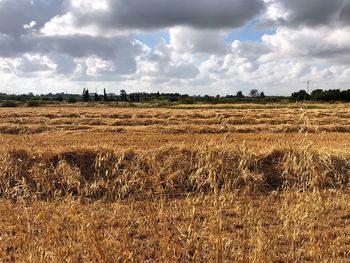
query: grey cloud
[
  {"left": 150, "top": 63, "right": 199, "bottom": 80},
  {"left": 72, "top": 0, "right": 265, "bottom": 30},
  {"left": 39, "top": 35, "right": 143, "bottom": 75},
  {"left": 16, "top": 56, "right": 51, "bottom": 73},
  {"left": 49, "top": 54, "right": 77, "bottom": 75},
  {"left": 35, "top": 35, "right": 142, "bottom": 60},
  {"left": 0, "top": 0, "right": 64, "bottom": 36},
  {"left": 310, "top": 47, "right": 350, "bottom": 64},
  {"left": 0, "top": 34, "right": 35, "bottom": 57},
  {"left": 270, "top": 0, "right": 350, "bottom": 28},
  {"left": 0, "top": 34, "right": 144, "bottom": 76},
  {"left": 2, "top": 68, "right": 11, "bottom": 74},
  {"left": 170, "top": 27, "right": 229, "bottom": 55},
  {"left": 339, "top": 2, "right": 350, "bottom": 24},
  {"left": 0, "top": 34, "right": 143, "bottom": 59},
  {"left": 281, "top": 0, "right": 343, "bottom": 27},
  {"left": 232, "top": 41, "right": 271, "bottom": 61}
]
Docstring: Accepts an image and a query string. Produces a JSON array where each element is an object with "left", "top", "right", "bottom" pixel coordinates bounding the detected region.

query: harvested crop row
[{"left": 1, "top": 145, "right": 349, "bottom": 201}]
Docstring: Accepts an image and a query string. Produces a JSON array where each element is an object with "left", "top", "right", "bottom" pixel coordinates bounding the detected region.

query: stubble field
[{"left": 1, "top": 104, "right": 350, "bottom": 262}]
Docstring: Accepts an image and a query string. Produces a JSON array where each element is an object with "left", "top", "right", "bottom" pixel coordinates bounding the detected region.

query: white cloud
[
  {"left": 24, "top": 21, "right": 37, "bottom": 30},
  {"left": 262, "top": 26, "right": 350, "bottom": 64},
  {"left": 169, "top": 27, "right": 229, "bottom": 55},
  {"left": 137, "top": 40, "right": 199, "bottom": 81}
]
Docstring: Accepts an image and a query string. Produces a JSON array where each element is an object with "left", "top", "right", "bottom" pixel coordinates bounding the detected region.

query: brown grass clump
[{"left": 1, "top": 144, "right": 349, "bottom": 201}]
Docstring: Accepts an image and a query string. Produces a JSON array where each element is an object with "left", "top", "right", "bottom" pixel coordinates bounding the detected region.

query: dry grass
[
  {"left": 2, "top": 105, "right": 350, "bottom": 136},
  {"left": 1, "top": 104, "right": 350, "bottom": 262}
]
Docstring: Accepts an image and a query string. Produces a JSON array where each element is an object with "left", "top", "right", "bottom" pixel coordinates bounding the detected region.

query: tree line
[
  {"left": 3, "top": 87, "right": 350, "bottom": 106},
  {"left": 80, "top": 89, "right": 269, "bottom": 104},
  {"left": 0, "top": 88, "right": 270, "bottom": 104},
  {"left": 292, "top": 89, "right": 350, "bottom": 102}
]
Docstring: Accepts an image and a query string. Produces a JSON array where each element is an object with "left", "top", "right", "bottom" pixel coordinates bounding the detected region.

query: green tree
[
  {"left": 291, "top": 90, "right": 310, "bottom": 101},
  {"left": 249, "top": 89, "right": 259, "bottom": 98},
  {"left": 311, "top": 89, "right": 324, "bottom": 101},
  {"left": 236, "top": 91, "right": 245, "bottom": 98},
  {"left": 94, "top": 93, "right": 101, "bottom": 102},
  {"left": 82, "top": 89, "right": 90, "bottom": 102},
  {"left": 103, "top": 89, "right": 108, "bottom": 101},
  {"left": 120, "top": 90, "right": 127, "bottom": 102},
  {"left": 68, "top": 97, "right": 77, "bottom": 103}
]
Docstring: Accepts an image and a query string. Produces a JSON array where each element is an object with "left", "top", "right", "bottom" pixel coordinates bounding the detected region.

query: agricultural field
[{"left": 1, "top": 103, "right": 350, "bottom": 262}]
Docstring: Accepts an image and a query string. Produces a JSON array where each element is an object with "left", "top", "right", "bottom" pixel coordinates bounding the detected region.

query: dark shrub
[
  {"left": 68, "top": 97, "right": 77, "bottom": 103},
  {"left": 27, "top": 100, "right": 41, "bottom": 107},
  {"left": 179, "top": 97, "right": 196, "bottom": 105},
  {"left": 1, "top": 100, "right": 18, "bottom": 107}
]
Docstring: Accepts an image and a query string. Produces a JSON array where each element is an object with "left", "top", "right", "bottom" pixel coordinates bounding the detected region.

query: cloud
[
  {"left": 0, "top": 33, "right": 147, "bottom": 77},
  {"left": 0, "top": 0, "right": 64, "bottom": 36},
  {"left": 262, "top": 26, "right": 350, "bottom": 64},
  {"left": 16, "top": 54, "right": 53, "bottom": 73},
  {"left": 66, "top": 0, "right": 265, "bottom": 32},
  {"left": 279, "top": 0, "right": 343, "bottom": 27},
  {"left": 137, "top": 40, "right": 200, "bottom": 81},
  {"left": 169, "top": 27, "right": 229, "bottom": 55},
  {"left": 0, "top": 0, "right": 350, "bottom": 96},
  {"left": 232, "top": 40, "right": 271, "bottom": 61},
  {"left": 263, "top": 0, "right": 350, "bottom": 28},
  {"left": 340, "top": 2, "right": 350, "bottom": 24}
]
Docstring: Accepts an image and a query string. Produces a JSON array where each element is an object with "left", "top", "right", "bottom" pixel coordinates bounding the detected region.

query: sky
[{"left": 0, "top": 0, "right": 350, "bottom": 96}]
